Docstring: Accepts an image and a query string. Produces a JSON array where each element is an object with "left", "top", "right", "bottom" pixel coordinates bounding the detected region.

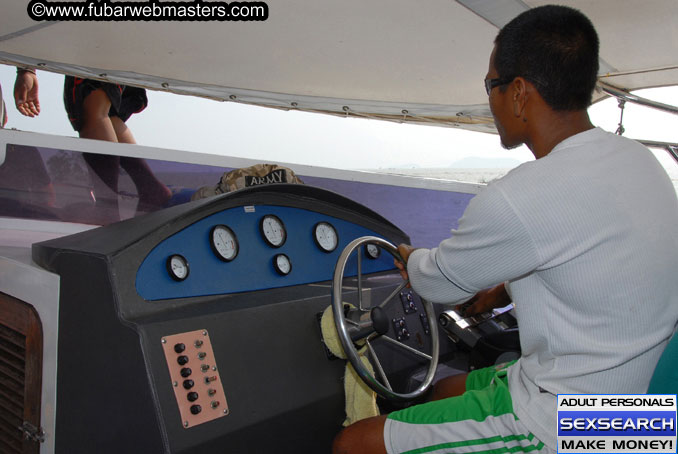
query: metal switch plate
[
  {"left": 161, "top": 329, "right": 229, "bottom": 428},
  {"left": 392, "top": 317, "right": 410, "bottom": 341},
  {"left": 400, "top": 290, "right": 418, "bottom": 314}
]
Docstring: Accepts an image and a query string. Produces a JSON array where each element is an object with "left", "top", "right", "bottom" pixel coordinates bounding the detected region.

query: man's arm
[
  {"left": 403, "top": 184, "right": 539, "bottom": 305},
  {"left": 460, "top": 282, "right": 511, "bottom": 316},
  {"left": 14, "top": 68, "right": 40, "bottom": 117}
]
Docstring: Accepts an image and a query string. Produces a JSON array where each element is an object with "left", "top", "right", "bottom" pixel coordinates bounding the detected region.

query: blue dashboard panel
[{"left": 136, "top": 204, "right": 396, "bottom": 300}]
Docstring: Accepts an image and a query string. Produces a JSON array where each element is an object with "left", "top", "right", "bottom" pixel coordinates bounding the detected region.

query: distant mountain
[{"left": 450, "top": 157, "right": 523, "bottom": 169}]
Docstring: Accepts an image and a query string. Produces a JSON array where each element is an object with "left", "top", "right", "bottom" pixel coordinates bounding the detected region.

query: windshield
[
  {"left": 0, "top": 142, "right": 477, "bottom": 249},
  {"left": 0, "top": 143, "right": 230, "bottom": 225}
]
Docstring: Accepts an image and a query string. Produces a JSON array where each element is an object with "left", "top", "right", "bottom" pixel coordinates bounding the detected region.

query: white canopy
[{"left": 1, "top": 0, "right": 676, "bottom": 132}]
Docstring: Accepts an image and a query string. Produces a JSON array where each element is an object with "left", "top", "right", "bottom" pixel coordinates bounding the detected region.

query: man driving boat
[{"left": 333, "top": 5, "right": 678, "bottom": 454}]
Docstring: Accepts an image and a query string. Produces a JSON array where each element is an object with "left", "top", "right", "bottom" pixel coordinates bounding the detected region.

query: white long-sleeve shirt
[{"left": 407, "top": 127, "right": 678, "bottom": 448}]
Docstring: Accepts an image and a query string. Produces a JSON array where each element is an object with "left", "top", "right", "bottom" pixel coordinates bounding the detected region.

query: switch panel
[
  {"left": 400, "top": 290, "right": 418, "bottom": 314},
  {"left": 392, "top": 317, "right": 410, "bottom": 341},
  {"left": 161, "top": 329, "right": 229, "bottom": 428}
]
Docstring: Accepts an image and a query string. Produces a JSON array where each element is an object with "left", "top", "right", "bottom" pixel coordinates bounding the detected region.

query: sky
[{"left": 1, "top": 63, "right": 677, "bottom": 171}]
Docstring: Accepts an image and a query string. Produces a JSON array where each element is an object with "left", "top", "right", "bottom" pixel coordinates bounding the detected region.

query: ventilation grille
[
  {"left": 0, "top": 322, "right": 26, "bottom": 454},
  {"left": 0, "top": 292, "right": 42, "bottom": 454}
]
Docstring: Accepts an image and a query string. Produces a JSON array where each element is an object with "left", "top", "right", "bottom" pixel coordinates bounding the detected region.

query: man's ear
[{"left": 511, "top": 77, "right": 529, "bottom": 118}]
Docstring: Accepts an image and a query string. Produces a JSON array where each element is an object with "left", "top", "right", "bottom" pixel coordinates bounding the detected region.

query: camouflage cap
[{"left": 191, "top": 163, "right": 304, "bottom": 201}]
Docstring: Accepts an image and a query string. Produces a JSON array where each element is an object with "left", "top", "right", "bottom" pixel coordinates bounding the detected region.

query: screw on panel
[
  {"left": 223, "top": 409, "right": 229, "bottom": 415},
  {"left": 161, "top": 338, "right": 166, "bottom": 344},
  {"left": 202, "top": 330, "right": 208, "bottom": 336},
  {"left": 173, "top": 381, "right": 178, "bottom": 387}
]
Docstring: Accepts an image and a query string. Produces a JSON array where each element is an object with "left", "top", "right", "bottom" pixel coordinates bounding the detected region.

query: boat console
[
  {"left": 0, "top": 137, "right": 518, "bottom": 454},
  {"left": 20, "top": 184, "right": 459, "bottom": 453}
]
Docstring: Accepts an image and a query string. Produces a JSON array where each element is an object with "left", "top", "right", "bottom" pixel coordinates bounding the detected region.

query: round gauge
[
  {"left": 365, "top": 243, "right": 381, "bottom": 259},
  {"left": 260, "top": 215, "right": 286, "bottom": 248},
  {"left": 166, "top": 254, "right": 189, "bottom": 281},
  {"left": 273, "top": 254, "right": 292, "bottom": 276},
  {"left": 210, "top": 225, "right": 239, "bottom": 262},
  {"left": 313, "top": 222, "right": 338, "bottom": 253}
]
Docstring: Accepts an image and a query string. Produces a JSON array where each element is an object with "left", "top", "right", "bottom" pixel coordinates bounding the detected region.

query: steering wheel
[{"left": 332, "top": 236, "right": 439, "bottom": 402}]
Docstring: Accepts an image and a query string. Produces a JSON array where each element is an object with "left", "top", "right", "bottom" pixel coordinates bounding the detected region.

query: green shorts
[{"left": 384, "top": 361, "right": 553, "bottom": 454}]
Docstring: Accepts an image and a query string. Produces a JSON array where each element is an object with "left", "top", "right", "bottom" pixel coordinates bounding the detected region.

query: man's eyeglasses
[{"left": 484, "top": 77, "right": 515, "bottom": 96}]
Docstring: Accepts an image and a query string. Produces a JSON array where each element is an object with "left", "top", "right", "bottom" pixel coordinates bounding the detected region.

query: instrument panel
[
  {"left": 31, "top": 184, "right": 413, "bottom": 453},
  {"left": 136, "top": 204, "right": 396, "bottom": 300}
]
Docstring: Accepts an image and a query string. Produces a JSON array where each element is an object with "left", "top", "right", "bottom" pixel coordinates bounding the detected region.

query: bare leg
[
  {"left": 429, "top": 372, "right": 468, "bottom": 401},
  {"left": 333, "top": 415, "right": 388, "bottom": 454},
  {"left": 79, "top": 89, "right": 121, "bottom": 222},
  {"left": 333, "top": 372, "right": 469, "bottom": 453},
  {"left": 111, "top": 117, "right": 171, "bottom": 212},
  {"left": 79, "top": 89, "right": 118, "bottom": 143},
  {"left": 109, "top": 115, "right": 135, "bottom": 145}
]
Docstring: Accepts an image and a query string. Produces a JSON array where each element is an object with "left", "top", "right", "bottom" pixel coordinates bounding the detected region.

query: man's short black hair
[{"left": 494, "top": 5, "right": 599, "bottom": 111}]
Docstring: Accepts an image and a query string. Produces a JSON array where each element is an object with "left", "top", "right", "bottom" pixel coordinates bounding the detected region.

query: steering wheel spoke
[
  {"left": 379, "top": 334, "right": 433, "bottom": 361},
  {"left": 357, "top": 246, "right": 365, "bottom": 311},
  {"left": 332, "top": 236, "right": 439, "bottom": 402},
  {"left": 366, "top": 339, "right": 393, "bottom": 391},
  {"left": 378, "top": 279, "right": 410, "bottom": 309}
]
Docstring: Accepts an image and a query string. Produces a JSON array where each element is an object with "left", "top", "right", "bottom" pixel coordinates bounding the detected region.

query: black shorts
[{"left": 63, "top": 76, "right": 148, "bottom": 131}]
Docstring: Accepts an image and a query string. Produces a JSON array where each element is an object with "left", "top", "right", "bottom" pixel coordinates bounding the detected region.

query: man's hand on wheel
[{"left": 394, "top": 243, "right": 415, "bottom": 285}]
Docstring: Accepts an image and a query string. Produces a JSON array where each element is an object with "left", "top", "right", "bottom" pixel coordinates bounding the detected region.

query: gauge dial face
[
  {"left": 167, "top": 254, "right": 189, "bottom": 281},
  {"left": 273, "top": 254, "right": 292, "bottom": 275},
  {"left": 314, "top": 222, "right": 338, "bottom": 252},
  {"left": 365, "top": 243, "right": 381, "bottom": 259},
  {"left": 210, "top": 225, "right": 239, "bottom": 261},
  {"left": 260, "top": 215, "right": 286, "bottom": 248}
]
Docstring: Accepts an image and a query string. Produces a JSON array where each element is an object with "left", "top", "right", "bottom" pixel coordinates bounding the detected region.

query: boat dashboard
[
  {"left": 25, "top": 183, "right": 476, "bottom": 453},
  {"left": 0, "top": 136, "right": 517, "bottom": 453},
  {"left": 134, "top": 201, "right": 396, "bottom": 300}
]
